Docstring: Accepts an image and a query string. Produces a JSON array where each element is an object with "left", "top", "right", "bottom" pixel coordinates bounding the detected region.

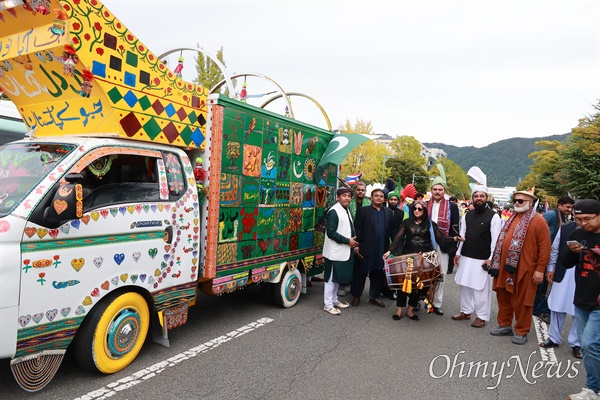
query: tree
[
  {"left": 194, "top": 46, "right": 230, "bottom": 93},
  {"left": 522, "top": 140, "right": 564, "bottom": 205},
  {"left": 521, "top": 101, "right": 600, "bottom": 200},
  {"left": 385, "top": 135, "right": 429, "bottom": 192},
  {"left": 339, "top": 119, "right": 387, "bottom": 183},
  {"left": 337, "top": 118, "right": 373, "bottom": 134},
  {"left": 341, "top": 140, "right": 390, "bottom": 184},
  {"left": 429, "top": 159, "right": 470, "bottom": 198},
  {"left": 560, "top": 104, "right": 600, "bottom": 198}
]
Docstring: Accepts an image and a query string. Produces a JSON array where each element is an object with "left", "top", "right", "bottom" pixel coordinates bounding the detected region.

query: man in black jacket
[
  {"left": 560, "top": 199, "right": 600, "bottom": 400},
  {"left": 351, "top": 188, "right": 393, "bottom": 308}
]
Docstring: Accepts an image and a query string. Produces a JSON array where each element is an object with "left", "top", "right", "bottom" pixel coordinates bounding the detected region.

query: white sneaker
[
  {"left": 334, "top": 301, "right": 350, "bottom": 309},
  {"left": 569, "top": 388, "right": 600, "bottom": 400},
  {"left": 324, "top": 306, "right": 341, "bottom": 315}
]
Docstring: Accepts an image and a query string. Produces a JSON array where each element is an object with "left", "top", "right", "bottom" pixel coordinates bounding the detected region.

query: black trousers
[
  {"left": 396, "top": 287, "right": 429, "bottom": 308},
  {"left": 351, "top": 264, "right": 384, "bottom": 300}
]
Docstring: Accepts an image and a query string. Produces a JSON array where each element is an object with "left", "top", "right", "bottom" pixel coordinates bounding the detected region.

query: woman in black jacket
[{"left": 383, "top": 200, "right": 460, "bottom": 321}]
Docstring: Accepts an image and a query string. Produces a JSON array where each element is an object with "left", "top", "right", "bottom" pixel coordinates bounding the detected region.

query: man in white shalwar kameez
[
  {"left": 452, "top": 169, "right": 502, "bottom": 328},
  {"left": 540, "top": 222, "right": 581, "bottom": 358}
]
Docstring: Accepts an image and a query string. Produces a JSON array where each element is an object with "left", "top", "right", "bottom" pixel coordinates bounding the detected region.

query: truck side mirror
[{"left": 44, "top": 183, "right": 84, "bottom": 222}]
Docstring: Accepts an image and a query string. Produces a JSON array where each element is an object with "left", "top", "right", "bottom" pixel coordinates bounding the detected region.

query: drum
[{"left": 384, "top": 251, "right": 442, "bottom": 290}]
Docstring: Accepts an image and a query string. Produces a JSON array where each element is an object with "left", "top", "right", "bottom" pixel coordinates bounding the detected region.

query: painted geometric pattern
[{"left": 0, "top": 0, "right": 208, "bottom": 149}]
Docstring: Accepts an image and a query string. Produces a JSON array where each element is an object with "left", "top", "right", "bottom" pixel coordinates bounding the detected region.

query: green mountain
[{"left": 424, "top": 134, "right": 569, "bottom": 187}]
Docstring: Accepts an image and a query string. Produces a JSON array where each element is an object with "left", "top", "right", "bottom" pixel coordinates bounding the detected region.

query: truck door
[{"left": 18, "top": 145, "right": 196, "bottom": 366}]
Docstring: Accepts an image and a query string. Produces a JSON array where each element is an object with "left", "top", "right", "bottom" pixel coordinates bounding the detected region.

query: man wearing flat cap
[
  {"left": 560, "top": 199, "right": 600, "bottom": 400},
  {"left": 488, "top": 190, "right": 551, "bottom": 345},
  {"left": 322, "top": 186, "right": 358, "bottom": 315}
]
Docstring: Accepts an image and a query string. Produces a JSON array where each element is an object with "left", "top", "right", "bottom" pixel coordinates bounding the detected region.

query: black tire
[{"left": 74, "top": 291, "right": 149, "bottom": 374}]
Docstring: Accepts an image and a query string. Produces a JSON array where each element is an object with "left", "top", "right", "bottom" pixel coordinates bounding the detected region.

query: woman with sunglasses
[{"left": 383, "top": 200, "right": 461, "bottom": 320}]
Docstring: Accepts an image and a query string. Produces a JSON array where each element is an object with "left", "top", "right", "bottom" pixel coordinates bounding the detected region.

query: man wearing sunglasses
[
  {"left": 489, "top": 190, "right": 551, "bottom": 345},
  {"left": 560, "top": 199, "right": 600, "bottom": 400}
]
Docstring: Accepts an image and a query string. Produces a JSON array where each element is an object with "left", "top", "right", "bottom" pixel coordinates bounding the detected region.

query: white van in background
[{"left": 0, "top": 99, "right": 27, "bottom": 145}]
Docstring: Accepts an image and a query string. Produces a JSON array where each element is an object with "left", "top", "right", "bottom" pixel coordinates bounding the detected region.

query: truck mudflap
[{"left": 10, "top": 349, "right": 66, "bottom": 392}]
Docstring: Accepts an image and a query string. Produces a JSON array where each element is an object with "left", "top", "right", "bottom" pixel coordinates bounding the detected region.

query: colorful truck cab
[{"left": 0, "top": 0, "right": 365, "bottom": 392}]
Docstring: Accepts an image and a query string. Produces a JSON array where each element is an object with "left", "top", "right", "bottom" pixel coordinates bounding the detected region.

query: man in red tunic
[{"left": 489, "top": 190, "right": 552, "bottom": 345}]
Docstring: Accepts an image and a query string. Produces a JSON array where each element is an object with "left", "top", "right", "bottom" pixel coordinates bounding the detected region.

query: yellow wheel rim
[{"left": 92, "top": 292, "right": 149, "bottom": 374}]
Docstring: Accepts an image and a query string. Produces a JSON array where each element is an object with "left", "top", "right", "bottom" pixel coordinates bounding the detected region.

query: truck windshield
[{"left": 0, "top": 143, "right": 76, "bottom": 217}]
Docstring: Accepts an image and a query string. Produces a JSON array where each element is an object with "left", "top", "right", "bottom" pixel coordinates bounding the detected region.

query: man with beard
[
  {"left": 342, "top": 181, "right": 371, "bottom": 298},
  {"left": 488, "top": 190, "right": 551, "bottom": 345},
  {"left": 427, "top": 164, "right": 460, "bottom": 315},
  {"left": 452, "top": 168, "right": 502, "bottom": 328},
  {"left": 322, "top": 186, "right": 358, "bottom": 315},
  {"left": 560, "top": 199, "right": 600, "bottom": 400},
  {"left": 351, "top": 188, "right": 393, "bottom": 308},
  {"left": 387, "top": 190, "right": 405, "bottom": 238}
]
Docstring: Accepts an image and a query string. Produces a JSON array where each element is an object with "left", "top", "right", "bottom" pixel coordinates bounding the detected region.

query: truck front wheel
[
  {"left": 74, "top": 291, "right": 150, "bottom": 374},
  {"left": 273, "top": 268, "right": 302, "bottom": 308}
]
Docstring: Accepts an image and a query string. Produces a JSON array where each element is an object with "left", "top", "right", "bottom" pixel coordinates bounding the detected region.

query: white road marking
[
  {"left": 74, "top": 317, "right": 274, "bottom": 400},
  {"left": 533, "top": 315, "right": 558, "bottom": 363}
]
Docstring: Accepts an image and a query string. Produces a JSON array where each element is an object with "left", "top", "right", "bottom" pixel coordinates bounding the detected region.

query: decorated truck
[{"left": 0, "top": 0, "right": 367, "bottom": 392}]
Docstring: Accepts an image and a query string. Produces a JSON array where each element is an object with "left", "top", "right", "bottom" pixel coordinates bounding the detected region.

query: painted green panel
[
  {"left": 222, "top": 108, "right": 245, "bottom": 142},
  {"left": 218, "top": 207, "right": 240, "bottom": 243},
  {"left": 290, "top": 155, "right": 305, "bottom": 183},
  {"left": 243, "top": 114, "right": 264, "bottom": 147},
  {"left": 242, "top": 176, "right": 260, "bottom": 205},
  {"left": 302, "top": 208, "right": 314, "bottom": 231},
  {"left": 278, "top": 126, "right": 292, "bottom": 154},
  {"left": 220, "top": 173, "right": 241, "bottom": 207},
  {"left": 277, "top": 153, "right": 291, "bottom": 181},
  {"left": 289, "top": 207, "right": 303, "bottom": 233},
  {"left": 237, "top": 239, "right": 257, "bottom": 260},
  {"left": 274, "top": 208, "right": 291, "bottom": 236},
  {"left": 261, "top": 148, "right": 277, "bottom": 179},
  {"left": 259, "top": 179, "right": 276, "bottom": 206},
  {"left": 303, "top": 184, "right": 316, "bottom": 208},
  {"left": 290, "top": 182, "right": 303, "bottom": 206},
  {"left": 239, "top": 207, "right": 258, "bottom": 241},
  {"left": 262, "top": 119, "right": 279, "bottom": 149},
  {"left": 275, "top": 181, "right": 290, "bottom": 207},
  {"left": 272, "top": 235, "right": 289, "bottom": 254},
  {"left": 257, "top": 207, "right": 275, "bottom": 239},
  {"left": 222, "top": 140, "right": 243, "bottom": 173}
]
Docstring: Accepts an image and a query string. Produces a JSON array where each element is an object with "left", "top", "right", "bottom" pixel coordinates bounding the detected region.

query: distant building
[
  {"left": 487, "top": 186, "right": 516, "bottom": 206},
  {"left": 420, "top": 144, "right": 447, "bottom": 169}
]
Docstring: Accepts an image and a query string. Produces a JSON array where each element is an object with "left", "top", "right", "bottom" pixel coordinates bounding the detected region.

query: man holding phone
[{"left": 560, "top": 199, "right": 600, "bottom": 400}]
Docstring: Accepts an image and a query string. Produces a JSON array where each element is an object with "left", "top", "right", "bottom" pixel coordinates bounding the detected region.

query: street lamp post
[{"left": 412, "top": 173, "right": 431, "bottom": 185}]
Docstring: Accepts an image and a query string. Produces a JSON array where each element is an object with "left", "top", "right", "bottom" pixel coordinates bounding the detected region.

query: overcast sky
[{"left": 102, "top": 0, "right": 600, "bottom": 148}]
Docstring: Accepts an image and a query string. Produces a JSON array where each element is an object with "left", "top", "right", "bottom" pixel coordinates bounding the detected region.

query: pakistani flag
[{"left": 314, "top": 133, "right": 374, "bottom": 183}]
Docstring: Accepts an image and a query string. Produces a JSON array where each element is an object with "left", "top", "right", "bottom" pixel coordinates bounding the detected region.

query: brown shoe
[
  {"left": 369, "top": 298, "right": 386, "bottom": 308},
  {"left": 451, "top": 312, "right": 472, "bottom": 321},
  {"left": 471, "top": 317, "right": 486, "bottom": 328},
  {"left": 351, "top": 297, "right": 360, "bottom": 307}
]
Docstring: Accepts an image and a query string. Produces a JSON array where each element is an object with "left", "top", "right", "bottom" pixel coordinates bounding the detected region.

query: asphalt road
[{"left": 0, "top": 274, "right": 586, "bottom": 400}]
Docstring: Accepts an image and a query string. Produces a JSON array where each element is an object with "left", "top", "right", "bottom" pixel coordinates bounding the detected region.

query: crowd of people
[{"left": 320, "top": 167, "right": 600, "bottom": 400}]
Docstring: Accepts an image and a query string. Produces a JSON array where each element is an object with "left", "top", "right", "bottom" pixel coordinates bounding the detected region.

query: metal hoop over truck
[{"left": 0, "top": 0, "right": 370, "bottom": 392}]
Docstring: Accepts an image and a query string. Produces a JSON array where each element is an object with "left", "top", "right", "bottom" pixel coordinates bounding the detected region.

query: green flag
[{"left": 314, "top": 133, "right": 374, "bottom": 183}]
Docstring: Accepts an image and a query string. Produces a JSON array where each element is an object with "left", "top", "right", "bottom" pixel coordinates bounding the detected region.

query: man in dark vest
[{"left": 452, "top": 172, "right": 502, "bottom": 328}]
